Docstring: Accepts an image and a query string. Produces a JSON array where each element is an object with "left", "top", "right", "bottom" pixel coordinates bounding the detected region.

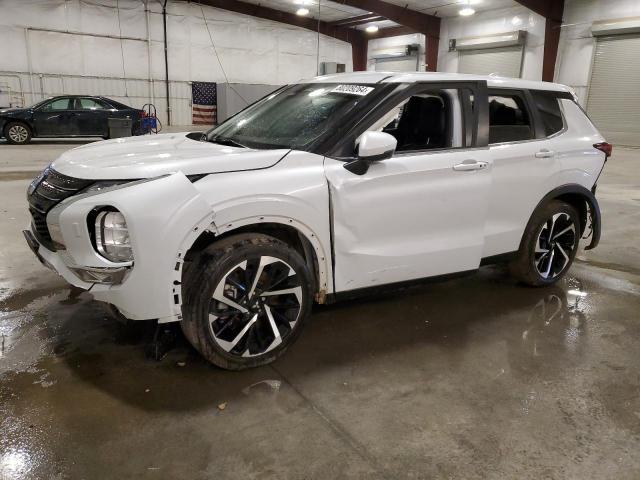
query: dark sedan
[{"left": 0, "top": 95, "right": 143, "bottom": 144}]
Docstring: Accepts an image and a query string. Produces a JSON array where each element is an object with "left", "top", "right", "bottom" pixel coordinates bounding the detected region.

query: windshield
[{"left": 206, "top": 83, "right": 381, "bottom": 150}]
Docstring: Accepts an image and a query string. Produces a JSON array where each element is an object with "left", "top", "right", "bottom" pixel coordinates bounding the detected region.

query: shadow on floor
[{"left": 36, "top": 267, "right": 591, "bottom": 413}]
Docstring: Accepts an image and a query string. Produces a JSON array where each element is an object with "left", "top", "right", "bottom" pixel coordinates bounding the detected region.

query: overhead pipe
[{"left": 162, "top": 0, "right": 171, "bottom": 125}]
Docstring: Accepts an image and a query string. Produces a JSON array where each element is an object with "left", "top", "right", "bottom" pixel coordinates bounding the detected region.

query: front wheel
[
  {"left": 181, "top": 234, "right": 314, "bottom": 370},
  {"left": 4, "top": 122, "right": 32, "bottom": 145},
  {"left": 510, "top": 200, "right": 580, "bottom": 286}
]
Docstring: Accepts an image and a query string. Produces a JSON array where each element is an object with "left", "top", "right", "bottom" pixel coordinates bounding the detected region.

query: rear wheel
[
  {"left": 181, "top": 234, "right": 313, "bottom": 370},
  {"left": 510, "top": 200, "right": 580, "bottom": 286},
  {"left": 4, "top": 122, "right": 32, "bottom": 145}
]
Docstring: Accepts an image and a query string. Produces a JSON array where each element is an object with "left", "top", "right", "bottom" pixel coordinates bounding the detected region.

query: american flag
[{"left": 192, "top": 81, "right": 217, "bottom": 125}]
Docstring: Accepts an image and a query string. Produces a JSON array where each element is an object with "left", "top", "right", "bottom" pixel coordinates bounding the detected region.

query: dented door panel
[{"left": 325, "top": 149, "right": 493, "bottom": 292}]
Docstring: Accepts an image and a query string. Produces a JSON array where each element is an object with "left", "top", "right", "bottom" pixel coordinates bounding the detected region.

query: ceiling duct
[
  {"left": 454, "top": 31, "right": 526, "bottom": 51},
  {"left": 592, "top": 17, "right": 640, "bottom": 36}
]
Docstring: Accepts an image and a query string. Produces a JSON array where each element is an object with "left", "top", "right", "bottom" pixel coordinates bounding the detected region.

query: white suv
[{"left": 24, "top": 72, "right": 611, "bottom": 369}]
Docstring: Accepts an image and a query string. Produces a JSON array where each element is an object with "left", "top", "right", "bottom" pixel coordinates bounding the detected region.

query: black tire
[
  {"left": 4, "top": 122, "right": 32, "bottom": 145},
  {"left": 181, "top": 233, "right": 314, "bottom": 370},
  {"left": 510, "top": 200, "right": 580, "bottom": 286}
]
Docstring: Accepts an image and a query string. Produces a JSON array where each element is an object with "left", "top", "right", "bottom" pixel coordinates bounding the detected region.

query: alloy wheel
[
  {"left": 8, "top": 125, "right": 29, "bottom": 143},
  {"left": 534, "top": 212, "right": 576, "bottom": 279},
  {"left": 208, "top": 256, "right": 303, "bottom": 357}
]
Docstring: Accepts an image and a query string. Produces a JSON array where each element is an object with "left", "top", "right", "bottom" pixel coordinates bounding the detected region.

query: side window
[
  {"left": 531, "top": 91, "right": 564, "bottom": 137},
  {"left": 77, "top": 98, "right": 108, "bottom": 110},
  {"left": 367, "top": 89, "right": 458, "bottom": 152},
  {"left": 488, "top": 92, "right": 533, "bottom": 144},
  {"left": 41, "top": 98, "right": 71, "bottom": 111}
]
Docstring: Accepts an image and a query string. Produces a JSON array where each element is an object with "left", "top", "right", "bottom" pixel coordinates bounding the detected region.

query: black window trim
[
  {"left": 74, "top": 97, "right": 111, "bottom": 111},
  {"left": 326, "top": 80, "right": 490, "bottom": 161},
  {"left": 36, "top": 97, "right": 74, "bottom": 112}
]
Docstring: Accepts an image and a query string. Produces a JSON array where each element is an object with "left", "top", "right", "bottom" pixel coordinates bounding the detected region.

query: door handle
[
  {"left": 453, "top": 160, "right": 488, "bottom": 171},
  {"left": 535, "top": 149, "right": 555, "bottom": 158}
]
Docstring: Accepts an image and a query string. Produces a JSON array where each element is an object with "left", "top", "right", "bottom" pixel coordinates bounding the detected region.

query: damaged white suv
[{"left": 25, "top": 72, "right": 610, "bottom": 369}]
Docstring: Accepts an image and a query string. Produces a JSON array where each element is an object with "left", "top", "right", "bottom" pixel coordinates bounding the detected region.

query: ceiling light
[
  {"left": 294, "top": 0, "right": 313, "bottom": 4},
  {"left": 459, "top": 7, "right": 475, "bottom": 16},
  {"left": 365, "top": 25, "right": 379, "bottom": 33},
  {"left": 296, "top": 7, "right": 309, "bottom": 15}
]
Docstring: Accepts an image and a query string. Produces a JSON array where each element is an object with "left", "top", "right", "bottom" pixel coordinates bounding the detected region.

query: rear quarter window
[{"left": 531, "top": 91, "right": 564, "bottom": 137}]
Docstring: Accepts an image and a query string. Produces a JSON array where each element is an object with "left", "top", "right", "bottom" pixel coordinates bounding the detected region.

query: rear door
[
  {"left": 481, "top": 88, "right": 561, "bottom": 258},
  {"left": 32, "top": 97, "right": 74, "bottom": 136},
  {"left": 325, "top": 81, "right": 492, "bottom": 292},
  {"left": 73, "top": 97, "right": 112, "bottom": 136}
]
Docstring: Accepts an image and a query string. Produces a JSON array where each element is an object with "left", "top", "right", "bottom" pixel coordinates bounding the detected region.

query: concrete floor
[{"left": 1, "top": 138, "right": 639, "bottom": 479}]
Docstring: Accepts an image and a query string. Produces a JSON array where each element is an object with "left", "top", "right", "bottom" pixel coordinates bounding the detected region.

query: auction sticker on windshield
[{"left": 330, "top": 85, "right": 374, "bottom": 96}]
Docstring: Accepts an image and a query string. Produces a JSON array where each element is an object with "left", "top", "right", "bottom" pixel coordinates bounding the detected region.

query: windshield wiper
[{"left": 209, "top": 136, "right": 247, "bottom": 149}]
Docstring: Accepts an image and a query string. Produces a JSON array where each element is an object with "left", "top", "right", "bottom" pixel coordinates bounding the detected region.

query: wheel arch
[
  {"left": 525, "top": 184, "right": 601, "bottom": 251},
  {"left": 180, "top": 216, "right": 331, "bottom": 305}
]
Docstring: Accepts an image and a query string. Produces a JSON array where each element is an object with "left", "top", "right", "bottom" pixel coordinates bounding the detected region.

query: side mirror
[
  {"left": 186, "top": 131, "right": 207, "bottom": 141},
  {"left": 344, "top": 131, "right": 397, "bottom": 175}
]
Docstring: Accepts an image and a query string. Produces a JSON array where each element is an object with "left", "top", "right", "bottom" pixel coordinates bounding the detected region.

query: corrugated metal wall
[{"left": 586, "top": 34, "right": 640, "bottom": 147}]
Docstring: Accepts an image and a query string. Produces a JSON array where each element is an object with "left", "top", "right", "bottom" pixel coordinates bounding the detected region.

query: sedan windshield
[{"left": 206, "top": 83, "right": 380, "bottom": 150}]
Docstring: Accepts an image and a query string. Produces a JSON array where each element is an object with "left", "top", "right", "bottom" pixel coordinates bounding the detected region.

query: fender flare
[
  {"left": 215, "top": 215, "right": 331, "bottom": 292},
  {"left": 529, "top": 184, "right": 601, "bottom": 251}
]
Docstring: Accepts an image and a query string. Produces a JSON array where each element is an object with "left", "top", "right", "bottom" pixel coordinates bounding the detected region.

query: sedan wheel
[{"left": 6, "top": 123, "right": 31, "bottom": 144}]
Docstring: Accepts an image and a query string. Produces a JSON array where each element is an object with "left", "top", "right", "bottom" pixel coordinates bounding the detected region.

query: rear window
[
  {"left": 488, "top": 92, "right": 533, "bottom": 144},
  {"left": 531, "top": 91, "right": 564, "bottom": 137}
]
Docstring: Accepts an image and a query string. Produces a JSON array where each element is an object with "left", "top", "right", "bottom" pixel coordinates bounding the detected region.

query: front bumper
[
  {"left": 23, "top": 228, "right": 94, "bottom": 291},
  {"left": 23, "top": 229, "right": 56, "bottom": 271},
  {"left": 23, "top": 172, "right": 213, "bottom": 322}
]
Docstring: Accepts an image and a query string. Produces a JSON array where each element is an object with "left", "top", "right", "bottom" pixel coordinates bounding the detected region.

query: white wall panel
[
  {"left": 29, "top": 30, "right": 84, "bottom": 75},
  {"left": 121, "top": 39, "right": 151, "bottom": 79},
  {"left": 0, "top": 0, "right": 352, "bottom": 125},
  {"left": 0, "top": 0, "right": 68, "bottom": 30},
  {"left": 0, "top": 27, "right": 29, "bottom": 72},
  {"left": 82, "top": 36, "right": 128, "bottom": 77},
  {"left": 77, "top": 1, "right": 120, "bottom": 36}
]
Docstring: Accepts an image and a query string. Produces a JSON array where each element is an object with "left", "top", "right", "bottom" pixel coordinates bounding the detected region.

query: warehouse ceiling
[{"left": 239, "top": 0, "right": 520, "bottom": 27}]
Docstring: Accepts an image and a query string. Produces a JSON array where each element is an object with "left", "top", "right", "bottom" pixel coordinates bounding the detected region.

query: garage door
[
  {"left": 374, "top": 56, "right": 419, "bottom": 72},
  {"left": 458, "top": 46, "right": 523, "bottom": 78},
  {"left": 586, "top": 34, "right": 640, "bottom": 147}
]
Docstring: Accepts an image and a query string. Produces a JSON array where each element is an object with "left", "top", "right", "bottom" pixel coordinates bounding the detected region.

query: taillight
[{"left": 593, "top": 142, "right": 612, "bottom": 159}]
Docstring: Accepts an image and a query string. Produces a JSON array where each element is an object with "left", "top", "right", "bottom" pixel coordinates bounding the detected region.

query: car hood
[
  {"left": 0, "top": 108, "right": 27, "bottom": 115},
  {"left": 51, "top": 133, "right": 291, "bottom": 180}
]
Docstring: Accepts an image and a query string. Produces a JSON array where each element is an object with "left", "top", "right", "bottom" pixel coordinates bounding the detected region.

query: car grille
[{"left": 27, "top": 168, "right": 93, "bottom": 251}]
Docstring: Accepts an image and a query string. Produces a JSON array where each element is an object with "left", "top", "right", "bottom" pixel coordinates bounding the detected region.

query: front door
[
  {"left": 32, "top": 97, "right": 74, "bottom": 136},
  {"left": 324, "top": 82, "right": 492, "bottom": 292}
]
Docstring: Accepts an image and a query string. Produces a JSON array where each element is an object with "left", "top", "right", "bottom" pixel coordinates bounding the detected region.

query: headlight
[
  {"left": 94, "top": 209, "right": 133, "bottom": 263},
  {"left": 84, "top": 180, "right": 132, "bottom": 194}
]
